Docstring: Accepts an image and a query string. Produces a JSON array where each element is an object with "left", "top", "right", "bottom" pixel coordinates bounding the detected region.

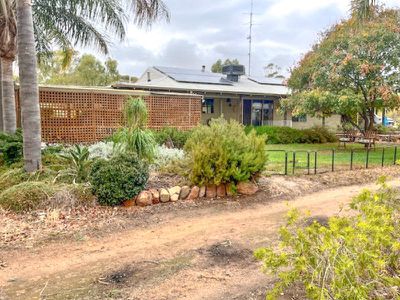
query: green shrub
[
  {"left": 184, "top": 118, "right": 267, "bottom": 186},
  {"left": 89, "top": 153, "right": 149, "bottom": 206},
  {"left": 42, "top": 144, "right": 65, "bottom": 155},
  {"left": 0, "top": 129, "right": 23, "bottom": 165},
  {"left": 0, "top": 181, "right": 57, "bottom": 212},
  {"left": 42, "top": 152, "right": 69, "bottom": 172},
  {"left": 153, "top": 127, "right": 192, "bottom": 149},
  {"left": 255, "top": 180, "right": 400, "bottom": 300},
  {"left": 57, "top": 145, "right": 91, "bottom": 183},
  {"left": 246, "top": 125, "right": 337, "bottom": 144}
]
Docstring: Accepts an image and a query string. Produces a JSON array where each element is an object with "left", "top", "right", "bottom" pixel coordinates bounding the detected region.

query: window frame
[{"left": 202, "top": 98, "right": 214, "bottom": 114}]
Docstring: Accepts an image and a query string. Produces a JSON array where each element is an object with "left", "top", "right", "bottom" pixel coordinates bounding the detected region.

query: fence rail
[{"left": 266, "top": 146, "right": 398, "bottom": 176}]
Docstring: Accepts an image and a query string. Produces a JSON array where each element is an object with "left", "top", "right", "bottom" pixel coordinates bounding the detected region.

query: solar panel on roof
[
  {"left": 155, "top": 66, "right": 233, "bottom": 86},
  {"left": 248, "top": 76, "right": 284, "bottom": 85}
]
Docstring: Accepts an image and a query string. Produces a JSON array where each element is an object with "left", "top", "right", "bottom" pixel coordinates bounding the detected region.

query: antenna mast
[{"left": 247, "top": 0, "right": 254, "bottom": 76}]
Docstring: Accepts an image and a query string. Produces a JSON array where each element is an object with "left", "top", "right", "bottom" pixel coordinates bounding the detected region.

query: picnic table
[
  {"left": 337, "top": 131, "right": 378, "bottom": 149},
  {"left": 377, "top": 134, "right": 400, "bottom": 143}
]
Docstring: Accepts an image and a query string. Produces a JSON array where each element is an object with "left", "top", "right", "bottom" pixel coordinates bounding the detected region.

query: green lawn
[{"left": 265, "top": 143, "right": 400, "bottom": 175}]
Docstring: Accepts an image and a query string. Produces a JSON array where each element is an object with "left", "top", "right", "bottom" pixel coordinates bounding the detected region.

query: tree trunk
[
  {"left": 17, "top": 0, "right": 42, "bottom": 172},
  {"left": 322, "top": 116, "right": 326, "bottom": 127},
  {"left": 368, "top": 109, "right": 375, "bottom": 132},
  {"left": 1, "top": 58, "right": 16, "bottom": 133},
  {"left": 0, "top": 60, "right": 4, "bottom": 132}
]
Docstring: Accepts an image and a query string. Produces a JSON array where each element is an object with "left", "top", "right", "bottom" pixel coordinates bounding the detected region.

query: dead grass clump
[
  {"left": 50, "top": 184, "right": 96, "bottom": 209},
  {"left": 0, "top": 181, "right": 57, "bottom": 212},
  {"left": 0, "top": 168, "right": 57, "bottom": 192}
]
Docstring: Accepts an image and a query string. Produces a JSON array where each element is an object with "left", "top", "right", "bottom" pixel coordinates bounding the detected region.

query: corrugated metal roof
[{"left": 122, "top": 67, "right": 290, "bottom": 96}]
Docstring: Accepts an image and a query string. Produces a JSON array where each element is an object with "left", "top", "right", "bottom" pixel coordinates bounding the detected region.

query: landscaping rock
[
  {"left": 180, "top": 186, "right": 191, "bottom": 200},
  {"left": 169, "top": 186, "right": 181, "bottom": 202},
  {"left": 159, "top": 188, "right": 170, "bottom": 203},
  {"left": 217, "top": 184, "right": 226, "bottom": 197},
  {"left": 136, "top": 191, "right": 153, "bottom": 207},
  {"left": 149, "top": 189, "right": 160, "bottom": 204},
  {"left": 206, "top": 185, "right": 217, "bottom": 198},
  {"left": 199, "top": 186, "right": 206, "bottom": 198},
  {"left": 123, "top": 199, "right": 136, "bottom": 207},
  {"left": 237, "top": 182, "right": 258, "bottom": 195},
  {"left": 171, "top": 193, "right": 180, "bottom": 202},
  {"left": 187, "top": 186, "right": 200, "bottom": 200}
]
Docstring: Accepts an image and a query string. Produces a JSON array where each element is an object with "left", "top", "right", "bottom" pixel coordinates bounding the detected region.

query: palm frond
[
  {"left": 32, "top": 0, "right": 126, "bottom": 55},
  {"left": 129, "top": 0, "right": 170, "bottom": 27}
]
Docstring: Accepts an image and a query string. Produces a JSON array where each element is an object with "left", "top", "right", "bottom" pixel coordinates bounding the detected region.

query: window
[
  {"left": 202, "top": 98, "right": 214, "bottom": 114},
  {"left": 292, "top": 114, "right": 307, "bottom": 122}
]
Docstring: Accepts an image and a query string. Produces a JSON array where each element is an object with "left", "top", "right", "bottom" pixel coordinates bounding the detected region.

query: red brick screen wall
[{"left": 15, "top": 87, "right": 202, "bottom": 144}]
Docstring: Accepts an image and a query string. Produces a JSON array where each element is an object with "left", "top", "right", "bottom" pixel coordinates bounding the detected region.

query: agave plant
[{"left": 57, "top": 145, "right": 91, "bottom": 183}]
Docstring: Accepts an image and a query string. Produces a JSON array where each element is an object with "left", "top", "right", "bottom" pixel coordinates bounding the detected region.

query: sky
[{"left": 99, "top": 0, "right": 400, "bottom": 78}]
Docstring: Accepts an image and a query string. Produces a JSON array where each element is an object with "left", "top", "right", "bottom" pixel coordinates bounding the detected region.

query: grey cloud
[{"left": 106, "top": 0, "right": 399, "bottom": 78}]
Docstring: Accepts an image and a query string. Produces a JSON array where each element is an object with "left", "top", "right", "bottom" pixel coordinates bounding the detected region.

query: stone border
[{"left": 131, "top": 182, "right": 259, "bottom": 207}]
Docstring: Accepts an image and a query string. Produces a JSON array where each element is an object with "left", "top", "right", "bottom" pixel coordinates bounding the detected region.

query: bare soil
[{"left": 0, "top": 167, "right": 399, "bottom": 300}]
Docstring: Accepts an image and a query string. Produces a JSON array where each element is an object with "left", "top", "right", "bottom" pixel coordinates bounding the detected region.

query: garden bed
[{"left": 2, "top": 166, "right": 400, "bottom": 251}]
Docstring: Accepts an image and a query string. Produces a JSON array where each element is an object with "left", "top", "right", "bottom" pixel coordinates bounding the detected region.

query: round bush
[
  {"left": 89, "top": 154, "right": 149, "bottom": 206},
  {"left": 0, "top": 182, "right": 57, "bottom": 212},
  {"left": 184, "top": 118, "right": 267, "bottom": 186}
]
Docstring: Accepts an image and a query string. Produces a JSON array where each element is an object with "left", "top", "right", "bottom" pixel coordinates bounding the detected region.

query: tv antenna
[{"left": 247, "top": 0, "right": 254, "bottom": 76}]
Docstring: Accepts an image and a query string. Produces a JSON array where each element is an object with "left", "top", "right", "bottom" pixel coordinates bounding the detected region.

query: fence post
[
  {"left": 381, "top": 148, "right": 385, "bottom": 167},
  {"left": 307, "top": 151, "right": 310, "bottom": 175},
  {"left": 284, "top": 152, "right": 288, "bottom": 175},
  {"left": 292, "top": 152, "right": 296, "bottom": 175},
  {"left": 366, "top": 148, "right": 370, "bottom": 169},
  {"left": 350, "top": 149, "right": 354, "bottom": 170},
  {"left": 331, "top": 149, "right": 335, "bottom": 172},
  {"left": 394, "top": 146, "right": 398, "bottom": 165},
  {"left": 314, "top": 151, "right": 318, "bottom": 175}
]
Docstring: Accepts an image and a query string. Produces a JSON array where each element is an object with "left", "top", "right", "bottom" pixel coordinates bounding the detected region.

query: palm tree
[
  {"left": 34, "top": 0, "right": 170, "bottom": 62},
  {"left": 0, "top": 0, "right": 16, "bottom": 134},
  {"left": 0, "top": 60, "right": 3, "bottom": 131},
  {"left": 2, "top": 0, "right": 169, "bottom": 172},
  {"left": 351, "top": 0, "right": 377, "bottom": 20},
  {"left": 16, "top": 0, "right": 41, "bottom": 172}
]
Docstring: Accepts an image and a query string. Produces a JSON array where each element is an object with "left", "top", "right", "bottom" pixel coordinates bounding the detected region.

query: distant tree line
[{"left": 38, "top": 51, "right": 137, "bottom": 86}]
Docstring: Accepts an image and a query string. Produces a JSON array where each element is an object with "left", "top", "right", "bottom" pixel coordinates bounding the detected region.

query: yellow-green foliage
[
  {"left": 0, "top": 182, "right": 58, "bottom": 212},
  {"left": 0, "top": 169, "right": 25, "bottom": 191},
  {"left": 184, "top": 118, "right": 267, "bottom": 186},
  {"left": 255, "top": 179, "right": 400, "bottom": 300},
  {"left": 0, "top": 168, "right": 56, "bottom": 192}
]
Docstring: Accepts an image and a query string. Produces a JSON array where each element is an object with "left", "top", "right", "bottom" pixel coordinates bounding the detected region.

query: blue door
[{"left": 243, "top": 99, "right": 274, "bottom": 126}]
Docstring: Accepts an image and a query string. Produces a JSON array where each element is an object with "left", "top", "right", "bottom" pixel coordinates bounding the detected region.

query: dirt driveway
[{"left": 1, "top": 176, "right": 397, "bottom": 300}]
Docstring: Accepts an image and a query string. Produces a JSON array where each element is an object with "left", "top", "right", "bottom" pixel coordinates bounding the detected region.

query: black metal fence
[{"left": 266, "top": 146, "right": 399, "bottom": 175}]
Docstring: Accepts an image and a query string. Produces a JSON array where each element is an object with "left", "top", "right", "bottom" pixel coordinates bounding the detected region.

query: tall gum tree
[{"left": 284, "top": 8, "right": 400, "bottom": 133}]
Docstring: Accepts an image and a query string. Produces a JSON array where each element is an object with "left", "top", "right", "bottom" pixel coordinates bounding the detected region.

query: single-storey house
[{"left": 113, "top": 65, "right": 341, "bottom": 129}]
